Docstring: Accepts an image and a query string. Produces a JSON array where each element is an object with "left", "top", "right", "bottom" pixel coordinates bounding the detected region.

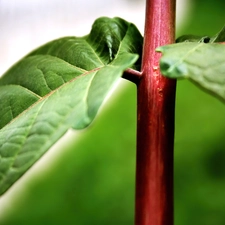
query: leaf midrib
[{"left": 1, "top": 66, "right": 103, "bottom": 130}]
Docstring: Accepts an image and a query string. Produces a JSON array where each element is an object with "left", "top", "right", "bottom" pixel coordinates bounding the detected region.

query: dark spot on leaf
[{"left": 201, "top": 36, "right": 210, "bottom": 43}]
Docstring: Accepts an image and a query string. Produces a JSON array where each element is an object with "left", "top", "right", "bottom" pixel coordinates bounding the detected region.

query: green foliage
[
  {"left": 176, "top": 24, "right": 225, "bottom": 43},
  {"left": 157, "top": 25, "right": 225, "bottom": 102},
  {"left": 175, "top": 35, "right": 210, "bottom": 43},
  {"left": 0, "top": 17, "right": 143, "bottom": 195},
  {"left": 1, "top": 1, "right": 225, "bottom": 225},
  {"left": 0, "top": 81, "right": 137, "bottom": 225},
  {"left": 157, "top": 20, "right": 225, "bottom": 224}
]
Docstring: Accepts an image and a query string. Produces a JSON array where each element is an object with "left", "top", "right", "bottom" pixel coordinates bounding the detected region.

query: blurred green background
[{"left": 1, "top": 0, "right": 225, "bottom": 224}]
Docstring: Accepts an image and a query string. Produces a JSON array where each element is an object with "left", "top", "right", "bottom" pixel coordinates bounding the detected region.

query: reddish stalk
[
  {"left": 123, "top": 68, "right": 142, "bottom": 83},
  {"left": 135, "top": 0, "right": 176, "bottom": 225}
]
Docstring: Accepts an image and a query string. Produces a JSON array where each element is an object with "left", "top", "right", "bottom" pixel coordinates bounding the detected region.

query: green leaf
[
  {"left": 210, "top": 25, "right": 225, "bottom": 42},
  {"left": 176, "top": 35, "right": 210, "bottom": 43},
  {"left": 0, "top": 17, "right": 143, "bottom": 195},
  {"left": 157, "top": 42, "right": 225, "bottom": 102},
  {"left": 176, "top": 24, "right": 225, "bottom": 43}
]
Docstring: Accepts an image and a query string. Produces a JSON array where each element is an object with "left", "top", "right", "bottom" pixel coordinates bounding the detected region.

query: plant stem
[
  {"left": 135, "top": 0, "right": 176, "bottom": 225},
  {"left": 123, "top": 68, "right": 142, "bottom": 83}
]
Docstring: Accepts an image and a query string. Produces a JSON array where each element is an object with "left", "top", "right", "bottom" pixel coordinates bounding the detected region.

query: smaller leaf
[
  {"left": 176, "top": 24, "right": 225, "bottom": 43},
  {"left": 176, "top": 35, "right": 210, "bottom": 43},
  {"left": 157, "top": 42, "right": 225, "bottom": 102},
  {"left": 210, "top": 25, "right": 225, "bottom": 43}
]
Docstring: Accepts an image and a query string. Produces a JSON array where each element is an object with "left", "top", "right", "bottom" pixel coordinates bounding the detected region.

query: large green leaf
[
  {"left": 0, "top": 17, "right": 143, "bottom": 195},
  {"left": 157, "top": 42, "right": 225, "bottom": 102}
]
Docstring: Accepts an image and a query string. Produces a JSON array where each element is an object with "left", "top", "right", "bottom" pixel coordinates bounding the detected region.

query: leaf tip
[
  {"left": 155, "top": 46, "right": 164, "bottom": 53},
  {"left": 159, "top": 57, "right": 188, "bottom": 79}
]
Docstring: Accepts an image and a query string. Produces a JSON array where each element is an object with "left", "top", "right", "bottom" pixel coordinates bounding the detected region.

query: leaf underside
[
  {"left": 157, "top": 24, "right": 225, "bottom": 102},
  {"left": 0, "top": 17, "right": 143, "bottom": 195}
]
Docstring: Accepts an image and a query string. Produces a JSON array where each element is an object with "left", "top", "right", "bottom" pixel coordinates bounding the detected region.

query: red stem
[
  {"left": 135, "top": 0, "right": 176, "bottom": 225},
  {"left": 122, "top": 68, "right": 142, "bottom": 83}
]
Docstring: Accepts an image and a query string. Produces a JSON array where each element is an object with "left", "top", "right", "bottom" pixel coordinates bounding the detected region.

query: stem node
[{"left": 122, "top": 68, "right": 142, "bottom": 84}]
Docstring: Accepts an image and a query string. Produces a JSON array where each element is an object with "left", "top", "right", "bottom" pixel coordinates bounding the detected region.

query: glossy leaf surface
[{"left": 0, "top": 17, "right": 143, "bottom": 195}]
